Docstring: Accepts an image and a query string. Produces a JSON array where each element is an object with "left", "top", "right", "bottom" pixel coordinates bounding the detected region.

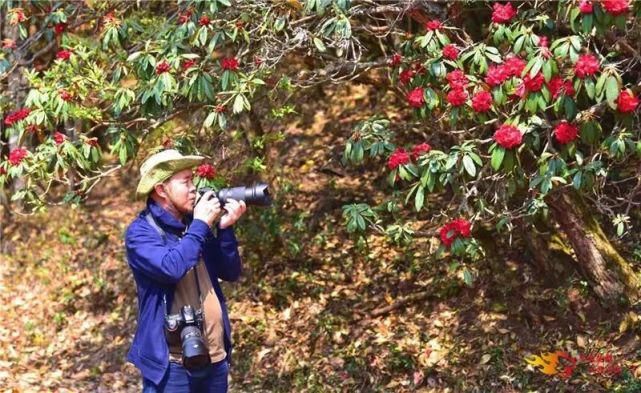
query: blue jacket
[{"left": 124, "top": 198, "right": 241, "bottom": 385}]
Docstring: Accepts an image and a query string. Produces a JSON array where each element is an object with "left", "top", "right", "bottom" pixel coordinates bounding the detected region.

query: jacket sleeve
[
  {"left": 125, "top": 218, "right": 212, "bottom": 284},
  {"left": 202, "top": 225, "right": 242, "bottom": 282}
]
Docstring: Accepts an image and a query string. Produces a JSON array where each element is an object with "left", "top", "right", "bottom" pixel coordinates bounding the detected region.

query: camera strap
[{"left": 144, "top": 213, "right": 205, "bottom": 314}]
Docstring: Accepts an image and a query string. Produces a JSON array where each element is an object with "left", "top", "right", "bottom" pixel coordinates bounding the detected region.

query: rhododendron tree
[{"left": 1, "top": 1, "right": 641, "bottom": 303}]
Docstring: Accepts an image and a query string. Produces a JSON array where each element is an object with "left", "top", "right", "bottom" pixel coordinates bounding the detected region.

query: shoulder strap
[
  {"left": 144, "top": 213, "right": 166, "bottom": 244},
  {"left": 144, "top": 211, "right": 204, "bottom": 310}
]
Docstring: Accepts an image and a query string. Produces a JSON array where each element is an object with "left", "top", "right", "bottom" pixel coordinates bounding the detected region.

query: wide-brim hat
[{"left": 135, "top": 149, "right": 204, "bottom": 200}]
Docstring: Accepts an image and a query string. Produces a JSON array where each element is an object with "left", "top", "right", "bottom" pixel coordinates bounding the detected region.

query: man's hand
[
  {"left": 193, "top": 190, "right": 224, "bottom": 227},
  {"left": 218, "top": 199, "right": 247, "bottom": 229}
]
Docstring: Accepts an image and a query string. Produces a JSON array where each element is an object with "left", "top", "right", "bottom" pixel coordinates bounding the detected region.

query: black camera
[
  {"left": 195, "top": 182, "right": 272, "bottom": 207},
  {"left": 165, "top": 305, "right": 210, "bottom": 370}
]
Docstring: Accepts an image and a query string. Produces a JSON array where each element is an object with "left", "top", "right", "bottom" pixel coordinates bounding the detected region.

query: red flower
[
  {"left": 617, "top": 90, "right": 639, "bottom": 113},
  {"left": 162, "top": 139, "right": 173, "bottom": 148},
  {"left": 446, "top": 69, "right": 468, "bottom": 89},
  {"left": 4, "top": 108, "right": 30, "bottom": 126},
  {"left": 447, "top": 88, "right": 468, "bottom": 107},
  {"left": 25, "top": 124, "right": 39, "bottom": 133},
  {"left": 0, "top": 166, "right": 5, "bottom": 175},
  {"left": 439, "top": 218, "right": 472, "bottom": 247},
  {"left": 399, "top": 68, "right": 415, "bottom": 85},
  {"left": 411, "top": 143, "right": 432, "bottom": 160},
  {"left": 547, "top": 76, "right": 575, "bottom": 99},
  {"left": 388, "top": 148, "right": 410, "bottom": 170},
  {"left": 182, "top": 58, "right": 197, "bottom": 70},
  {"left": 442, "top": 44, "right": 458, "bottom": 60},
  {"left": 494, "top": 124, "right": 523, "bottom": 149},
  {"left": 537, "top": 35, "right": 549, "bottom": 48},
  {"left": 9, "top": 8, "right": 26, "bottom": 25},
  {"left": 575, "top": 54, "right": 600, "bottom": 79},
  {"left": 579, "top": 0, "right": 593, "bottom": 13},
  {"left": 2, "top": 39, "right": 16, "bottom": 49},
  {"left": 554, "top": 121, "right": 579, "bottom": 144},
  {"left": 54, "top": 23, "right": 66, "bottom": 35},
  {"left": 485, "top": 65, "right": 509, "bottom": 87},
  {"left": 56, "top": 50, "right": 72, "bottom": 61},
  {"left": 523, "top": 73, "right": 545, "bottom": 92},
  {"left": 8, "top": 147, "right": 28, "bottom": 166},
  {"left": 198, "top": 15, "right": 210, "bottom": 26},
  {"left": 390, "top": 53, "right": 402, "bottom": 67},
  {"left": 471, "top": 91, "right": 493, "bottom": 112},
  {"left": 156, "top": 61, "right": 170, "bottom": 75},
  {"left": 491, "top": 3, "right": 517, "bottom": 24},
  {"left": 59, "top": 89, "right": 73, "bottom": 101},
  {"left": 602, "top": 0, "right": 630, "bottom": 15},
  {"left": 85, "top": 137, "right": 99, "bottom": 147},
  {"left": 215, "top": 104, "right": 226, "bottom": 113},
  {"left": 407, "top": 87, "right": 425, "bottom": 108},
  {"left": 221, "top": 57, "right": 239, "bottom": 71},
  {"left": 53, "top": 132, "right": 66, "bottom": 145},
  {"left": 195, "top": 163, "right": 216, "bottom": 179},
  {"left": 504, "top": 55, "right": 526, "bottom": 77},
  {"left": 425, "top": 19, "right": 442, "bottom": 31},
  {"left": 177, "top": 10, "right": 192, "bottom": 24}
]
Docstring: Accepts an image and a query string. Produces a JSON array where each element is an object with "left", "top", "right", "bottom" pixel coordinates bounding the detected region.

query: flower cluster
[
  {"left": 411, "top": 143, "right": 432, "bottom": 160},
  {"left": 198, "top": 15, "right": 210, "bottom": 26},
  {"left": 406, "top": 87, "right": 424, "bottom": 108},
  {"left": 56, "top": 50, "right": 72, "bottom": 61},
  {"left": 4, "top": 108, "right": 30, "bottom": 126},
  {"left": 471, "top": 91, "right": 493, "bottom": 113},
  {"left": 424, "top": 19, "right": 442, "bottom": 31},
  {"left": 494, "top": 124, "right": 523, "bottom": 149},
  {"left": 195, "top": 163, "right": 216, "bottom": 179},
  {"left": 491, "top": 3, "right": 517, "bottom": 24},
  {"left": 574, "top": 54, "right": 600, "bottom": 79},
  {"left": 221, "top": 57, "right": 239, "bottom": 71},
  {"left": 617, "top": 90, "right": 639, "bottom": 113},
  {"left": 182, "top": 58, "right": 197, "bottom": 70},
  {"left": 579, "top": 0, "right": 593, "bottom": 13},
  {"left": 156, "top": 61, "right": 171, "bottom": 74},
  {"left": 8, "top": 148, "right": 28, "bottom": 166},
  {"left": 602, "top": 0, "right": 630, "bottom": 15},
  {"left": 54, "top": 132, "right": 66, "bottom": 145},
  {"left": 439, "top": 218, "right": 472, "bottom": 247},
  {"left": 548, "top": 76, "right": 576, "bottom": 99},
  {"left": 442, "top": 44, "right": 458, "bottom": 60},
  {"left": 554, "top": 121, "right": 579, "bottom": 145},
  {"left": 387, "top": 148, "right": 410, "bottom": 170},
  {"left": 389, "top": 53, "right": 402, "bottom": 67},
  {"left": 59, "top": 89, "right": 73, "bottom": 101}
]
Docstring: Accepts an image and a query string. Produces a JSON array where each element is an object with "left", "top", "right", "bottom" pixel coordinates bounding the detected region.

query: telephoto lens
[
  {"left": 195, "top": 182, "right": 272, "bottom": 208},
  {"left": 179, "top": 306, "right": 210, "bottom": 370}
]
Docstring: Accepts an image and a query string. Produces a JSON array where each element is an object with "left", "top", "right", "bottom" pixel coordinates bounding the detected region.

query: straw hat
[{"left": 135, "top": 149, "right": 204, "bottom": 200}]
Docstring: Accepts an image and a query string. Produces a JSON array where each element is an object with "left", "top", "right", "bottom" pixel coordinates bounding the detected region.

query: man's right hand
[{"left": 193, "top": 190, "right": 224, "bottom": 227}]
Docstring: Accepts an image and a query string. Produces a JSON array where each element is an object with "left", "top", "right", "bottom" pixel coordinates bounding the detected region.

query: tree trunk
[{"left": 547, "top": 190, "right": 640, "bottom": 305}]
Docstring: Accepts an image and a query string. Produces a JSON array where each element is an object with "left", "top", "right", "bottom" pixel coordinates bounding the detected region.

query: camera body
[{"left": 165, "top": 305, "right": 210, "bottom": 370}]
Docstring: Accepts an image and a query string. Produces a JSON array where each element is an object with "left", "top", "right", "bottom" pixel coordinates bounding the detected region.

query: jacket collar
[{"left": 146, "top": 197, "right": 193, "bottom": 234}]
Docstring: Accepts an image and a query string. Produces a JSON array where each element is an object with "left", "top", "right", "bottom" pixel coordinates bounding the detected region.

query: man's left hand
[{"left": 218, "top": 199, "right": 247, "bottom": 229}]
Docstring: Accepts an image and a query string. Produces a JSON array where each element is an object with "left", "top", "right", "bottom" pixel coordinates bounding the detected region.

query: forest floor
[{"left": 2, "top": 84, "right": 641, "bottom": 392}]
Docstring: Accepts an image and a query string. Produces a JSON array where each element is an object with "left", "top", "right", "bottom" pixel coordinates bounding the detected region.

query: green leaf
[
  {"left": 463, "top": 269, "right": 474, "bottom": 287},
  {"left": 415, "top": 186, "right": 425, "bottom": 212},
  {"left": 313, "top": 37, "right": 326, "bottom": 52},
  {"left": 584, "top": 78, "right": 595, "bottom": 99},
  {"left": 462, "top": 155, "right": 476, "bottom": 177},
  {"left": 491, "top": 147, "right": 505, "bottom": 171},
  {"left": 233, "top": 94, "right": 245, "bottom": 114},
  {"left": 605, "top": 75, "right": 620, "bottom": 110}
]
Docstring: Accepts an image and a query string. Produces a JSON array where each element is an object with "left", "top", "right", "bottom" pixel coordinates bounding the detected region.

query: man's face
[{"left": 157, "top": 168, "right": 196, "bottom": 215}]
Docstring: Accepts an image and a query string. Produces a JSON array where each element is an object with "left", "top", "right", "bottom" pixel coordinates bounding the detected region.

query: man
[{"left": 124, "top": 149, "right": 247, "bottom": 392}]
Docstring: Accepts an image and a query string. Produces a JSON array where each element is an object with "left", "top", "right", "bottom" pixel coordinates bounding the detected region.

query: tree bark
[{"left": 547, "top": 190, "right": 640, "bottom": 305}]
